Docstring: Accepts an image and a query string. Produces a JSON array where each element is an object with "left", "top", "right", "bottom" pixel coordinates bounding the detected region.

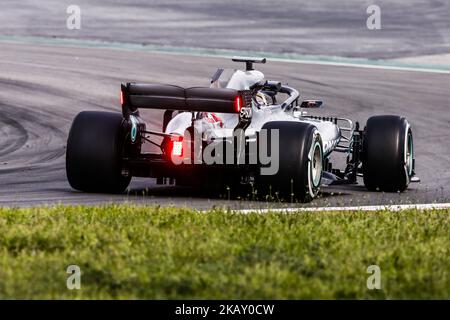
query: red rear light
[
  {"left": 120, "top": 90, "right": 124, "bottom": 105},
  {"left": 172, "top": 140, "right": 183, "bottom": 157},
  {"left": 165, "top": 136, "right": 184, "bottom": 160},
  {"left": 234, "top": 95, "right": 243, "bottom": 113}
]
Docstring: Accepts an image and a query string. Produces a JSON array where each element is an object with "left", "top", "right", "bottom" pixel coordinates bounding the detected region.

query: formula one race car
[{"left": 66, "top": 57, "right": 417, "bottom": 202}]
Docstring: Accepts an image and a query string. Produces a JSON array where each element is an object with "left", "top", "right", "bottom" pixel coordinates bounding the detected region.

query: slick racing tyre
[
  {"left": 66, "top": 111, "right": 131, "bottom": 193},
  {"left": 363, "top": 115, "right": 414, "bottom": 192},
  {"left": 258, "top": 121, "right": 323, "bottom": 202}
]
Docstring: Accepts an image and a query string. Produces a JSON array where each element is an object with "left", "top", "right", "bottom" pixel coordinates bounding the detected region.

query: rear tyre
[
  {"left": 66, "top": 111, "right": 131, "bottom": 193},
  {"left": 363, "top": 115, "right": 414, "bottom": 192},
  {"left": 258, "top": 121, "right": 323, "bottom": 202}
]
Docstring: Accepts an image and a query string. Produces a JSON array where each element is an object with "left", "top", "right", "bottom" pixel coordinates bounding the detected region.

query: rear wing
[{"left": 121, "top": 83, "right": 251, "bottom": 116}]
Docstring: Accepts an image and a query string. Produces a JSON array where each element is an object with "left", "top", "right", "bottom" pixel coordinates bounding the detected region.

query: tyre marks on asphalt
[
  {"left": 0, "top": 83, "right": 67, "bottom": 169},
  {"left": 0, "top": 105, "right": 28, "bottom": 158}
]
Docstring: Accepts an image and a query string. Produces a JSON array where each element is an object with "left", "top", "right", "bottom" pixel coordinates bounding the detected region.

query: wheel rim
[
  {"left": 406, "top": 131, "right": 413, "bottom": 176},
  {"left": 311, "top": 141, "right": 323, "bottom": 188}
]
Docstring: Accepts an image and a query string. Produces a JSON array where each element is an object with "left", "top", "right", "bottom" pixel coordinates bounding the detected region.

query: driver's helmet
[{"left": 255, "top": 91, "right": 268, "bottom": 107}]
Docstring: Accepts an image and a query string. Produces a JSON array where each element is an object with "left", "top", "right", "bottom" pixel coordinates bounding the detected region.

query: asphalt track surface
[{"left": 0, "top": 42, "right": 449, "bottom": 209}]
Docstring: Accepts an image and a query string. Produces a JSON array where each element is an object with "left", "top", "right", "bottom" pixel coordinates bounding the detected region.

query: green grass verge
[{"left": 0, "top": 205, "right": 448, "bottom": 299}]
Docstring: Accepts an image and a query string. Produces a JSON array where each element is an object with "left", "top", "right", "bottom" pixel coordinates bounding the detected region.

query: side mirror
[{"left": 300, "top": 100, "right": 323, "bottom": 108}]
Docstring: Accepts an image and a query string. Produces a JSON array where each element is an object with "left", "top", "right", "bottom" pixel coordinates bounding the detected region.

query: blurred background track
[{"left": 1, "top": 0, "right": 450, "bottom": 60}]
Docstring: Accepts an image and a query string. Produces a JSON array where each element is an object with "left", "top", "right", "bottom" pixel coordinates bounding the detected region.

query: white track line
[
  {"left": 2, "top": 36, "right": 450, "bottom": 75},
  {"left": 231, "top": 203, "right": 450, "bottom": 214},
  {"left": 267, "top": 57, "right": 450, "bottom": 75}
]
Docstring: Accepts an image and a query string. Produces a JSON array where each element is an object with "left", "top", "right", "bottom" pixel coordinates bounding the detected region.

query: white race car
[{"left": 66, "top": 57, "right": 418, "bottom": 202}]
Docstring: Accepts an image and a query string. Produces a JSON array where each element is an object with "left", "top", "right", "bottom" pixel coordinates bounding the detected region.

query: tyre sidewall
[
  {"left": 363, "top": 115, "right": 411, "bottom": 192},
  {"left": 258, "top": 121, "right": 323, "bottom": 202},
  {"left": 66, "top": 111, "right": 130, "bottom": 193}
]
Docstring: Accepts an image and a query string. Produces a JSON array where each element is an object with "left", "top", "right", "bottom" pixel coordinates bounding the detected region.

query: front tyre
[
  {"left": 363, "top": 115, "right": 414, "bottom": 192},
  {"left": 258, "top": 121, "right": 323, "bottom": 202},
  {"left": 66, "top": 111, "right": 131, "bottom": 193}
]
